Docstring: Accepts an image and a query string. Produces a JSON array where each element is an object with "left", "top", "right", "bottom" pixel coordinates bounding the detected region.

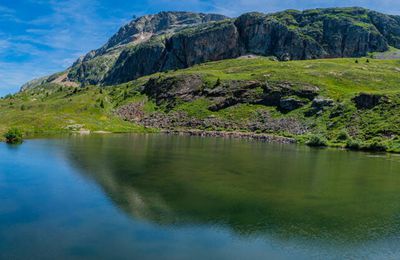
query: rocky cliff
[{"left": 23, "top": 7, "right": 400, "bottom": 89}]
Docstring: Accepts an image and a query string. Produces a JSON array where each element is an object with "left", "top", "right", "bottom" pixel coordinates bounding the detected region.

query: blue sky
[{"left": 1, "top": 0, "right": 400, "bottom": 96}]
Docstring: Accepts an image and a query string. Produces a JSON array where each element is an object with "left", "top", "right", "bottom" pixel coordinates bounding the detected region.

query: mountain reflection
[{"left": 64, "top": 134, "right": 400, "bottom": 243}]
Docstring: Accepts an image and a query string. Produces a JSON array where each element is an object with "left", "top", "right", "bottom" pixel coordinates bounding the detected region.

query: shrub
[
  {"left": 336, "top": 130, "right": 350, "bottom": 141},
  {"left": 365, "top": 140, "right": 387, "bottom": 152},
  {"left": 306, "top": 134, "right": 327, "bottom": 147},
  {"left": 346, "top": 139, "right": 362, "bottom": 150},
  {"left": 215, "top": 78, "right": 221, "bottom": 87},
  {"left": 3, "top": 128, "right": 23, "bottom": 144}
]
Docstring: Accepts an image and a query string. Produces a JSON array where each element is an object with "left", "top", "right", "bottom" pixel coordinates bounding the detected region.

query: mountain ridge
[{"left": 21, "top": 7, "right": 400, "bottom": 90}]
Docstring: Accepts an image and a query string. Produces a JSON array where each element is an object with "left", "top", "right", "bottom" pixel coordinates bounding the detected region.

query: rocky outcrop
[
  {"left": 96, "top": 8, "right": 395, "bottom": 86},
  {"left": 21, "top": 8, "right": 400, "bottom": 90},
  {"left": 116, "top": 107, "right": 308, "bottom": 135},
  {"left": 142, "top": 75, "right": 319, "bottom": 112},
  {"left": 305, "top": 97, "right": 335, "bottom": 116},
  {"left": 279, "top": 98, "right": 307, "bottom": 112},
  {"left": 353, "top": 93, "right": 386, "bottom": 109},
  {"left": 67, "top": 12, "right": 228, "bottom": 86},
  {"left": 143, "top": 74, "right": 204, "bottom": 109}
]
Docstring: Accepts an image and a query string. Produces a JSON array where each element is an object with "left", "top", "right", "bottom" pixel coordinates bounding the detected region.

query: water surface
[{"left": 1, "top": 134, "right": 400, "bottom": 259}]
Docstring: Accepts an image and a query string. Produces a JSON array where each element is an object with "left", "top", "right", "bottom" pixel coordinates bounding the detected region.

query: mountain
[
  {"left": 3, "top": 7, "right": 400, "bottom": 153},
  {"left": 22, "top": 7, "right": 400, "bottom": 90}
]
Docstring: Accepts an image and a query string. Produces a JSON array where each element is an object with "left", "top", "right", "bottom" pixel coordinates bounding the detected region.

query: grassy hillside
[
  {"left": 166, "top": 57, "right": 400, "bottom": 97},
  {"left": 0, "top": 84, "right": 150, "bottom": 138},
  {"left": 1, "top": 57, "right": 400, "bottom": 152}
]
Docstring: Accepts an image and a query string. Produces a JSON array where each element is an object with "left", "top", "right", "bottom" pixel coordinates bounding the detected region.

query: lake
[{"left": 1, "top": 134, "right": 400, "bottom": 259}]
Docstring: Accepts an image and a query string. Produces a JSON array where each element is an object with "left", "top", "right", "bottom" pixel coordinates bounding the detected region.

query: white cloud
[{"left": 0, "top": 0, "right": 127, "bottom": 95}]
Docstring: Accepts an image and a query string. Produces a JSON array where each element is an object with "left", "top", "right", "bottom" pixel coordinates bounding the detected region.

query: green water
[{"left": 1, "top": 134, "right": 400, "bottom": 259}]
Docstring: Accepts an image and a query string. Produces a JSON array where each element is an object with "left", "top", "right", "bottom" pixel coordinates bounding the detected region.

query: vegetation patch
[{"left": 4, "top": 128, "right": 23, "bottom": 144}]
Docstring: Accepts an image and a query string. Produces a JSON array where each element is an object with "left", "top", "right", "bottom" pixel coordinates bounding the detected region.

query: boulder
[
  {"left": 312, "top": 97, "right": 335, "bottom": 109},
  {"left": 353, "top": 93, "right": 386, "bottom": 109},
  {"left": 279, "top": 98, "right": 307, "bottom": 112}
]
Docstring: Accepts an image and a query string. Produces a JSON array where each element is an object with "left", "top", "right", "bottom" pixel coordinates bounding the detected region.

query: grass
[
  {"left": 2, "top": 56, "right": 400, "bottom": 153},
  {"left": 0, "top": 84, "right": 152, "bottom": 140},
  {"left": 151, "top": 57, "right": 400, "bottom": 152},
  {"left": 156, "top": 57, "right": 400, "bottom": 99}
]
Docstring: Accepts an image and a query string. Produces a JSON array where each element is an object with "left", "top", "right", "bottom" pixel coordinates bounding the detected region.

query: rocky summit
[{"left": 21, "top": 7, "right": 400, "bottom": 89}]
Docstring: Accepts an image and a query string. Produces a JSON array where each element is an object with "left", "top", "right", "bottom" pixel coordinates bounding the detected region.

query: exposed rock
[
  {"left": 20, "top": 76, "right": 50, "bottom": 92},
  {"left": 312, "top": 97, "right": 335, "bottom": 109},
  {"left": 142, "top": 75, "right": 320, "bottom": 113},
  {"left": 279, "top": 98, "right": 307, "bottom": 112},
  {"left": 67, "top": 12, "right": 228, "bottom": 85},
  {"left": 142, "top": 74, "right": 204, "bottom": 109},
  {"left": 353, "top": 93, "right": 386, "bottom": 109},
  {"left": 116, "top": 102, "right": 145, "bottom": 121},
  {"left": 34, "top": 7, "right": 398, "bottom": 88},
  {"left": 116, "top": 102, "right": 309, "bottom": 135},
  {"left": 305, "top": 97, "right": 335, "bottom": 116}
]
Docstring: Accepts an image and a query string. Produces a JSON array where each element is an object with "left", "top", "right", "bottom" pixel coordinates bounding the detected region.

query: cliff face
[
  {"left": 67, "top": 12, "right": 228, "bottom": 85},
  {"left": 23, "top": 8, "right": 400, "bottom": 89}
]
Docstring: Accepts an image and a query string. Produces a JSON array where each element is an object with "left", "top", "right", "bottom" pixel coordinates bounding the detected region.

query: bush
[
  {"left": 306, "top": 134, "right": 327, "bottom": 147},
  {"left": 215, "top": 78, "right": 221, "bottom": 87},
  {"left": 336, "top": 130, "right": 350, "bottom": 141},
  {"left": 365, "top": 140, "right": 387, "bottom": 152},
  {"left": 346, "top": 139, "right": 362, "bottom": 150},
  {"left": 346, "top": 138, "right": 387, "bottom": 152},
  {"left": 3, "top": 128, "right": 23, "bottom": 144}
]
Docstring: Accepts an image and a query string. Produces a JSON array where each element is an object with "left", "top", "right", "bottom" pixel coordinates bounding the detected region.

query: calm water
[{"left": 1, "top": 134, "right": 400, "bottom": 259}]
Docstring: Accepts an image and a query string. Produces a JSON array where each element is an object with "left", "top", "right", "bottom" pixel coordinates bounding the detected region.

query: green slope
[{"left": 1, "top": 57, "right": 400, "bottom": 152}]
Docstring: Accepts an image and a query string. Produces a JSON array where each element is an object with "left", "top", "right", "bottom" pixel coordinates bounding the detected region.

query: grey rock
[
  {"left": 22, "top": 8, "right": 400, "bottom": 89},
  {"left": 353, "top": 93, "right": 386, "bottom": 109},
  {"left": 142, "top": 74, "right": 204, "bottom": 109},
  {"left": 312, "top": 97, "right": 335, "bottom": 109},
  {"left": 279, "top": 98, "right": 307, "bottom": 112}
]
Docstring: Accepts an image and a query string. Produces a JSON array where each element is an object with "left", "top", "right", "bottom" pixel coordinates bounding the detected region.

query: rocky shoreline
[{"left": 161, "top": 129, "right": 296, "bottom": 144}]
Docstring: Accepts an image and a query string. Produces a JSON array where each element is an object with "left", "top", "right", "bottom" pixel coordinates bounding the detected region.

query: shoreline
[
  {"left": 2, "top": 128, "right": 399, "bottom": 154},
  {"left": 161, "top": 129, "right": 296, "bottom": 144}
]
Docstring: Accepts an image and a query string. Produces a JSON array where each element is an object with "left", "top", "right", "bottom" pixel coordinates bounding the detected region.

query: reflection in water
[{"left": 64, "top": 134, "right": 400, "bottom": 244}]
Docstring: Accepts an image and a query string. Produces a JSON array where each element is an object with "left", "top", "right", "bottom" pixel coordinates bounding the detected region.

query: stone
[
  {"left": 51, "top": 8, "right": 396, "bottom": 87},
  {"left": 279, "top": 98, "right": 307, "bottom": 112},
  {"left": 312, "top": 97, "right": 335, "bottom": 109},
  {"left": 353, "top": 93, "right": 386, "bottom": 109}
]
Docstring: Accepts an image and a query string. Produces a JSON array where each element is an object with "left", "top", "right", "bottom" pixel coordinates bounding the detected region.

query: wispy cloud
[{"left": 0, "top": 0, "right": 126, "bottom": 96}]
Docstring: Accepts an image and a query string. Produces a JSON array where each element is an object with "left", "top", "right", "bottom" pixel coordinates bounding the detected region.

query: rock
[
  {"left": 53, "top": 7, "right": 397, "bottom": 87},
  {"left": 279, "top": 98, "right": 307, "bottom": 112},
  {"left": 116, "top": 102, "right": 145, "bottom": 121},
  {"left": 305, "top": 97, "right": 335, "bottom": 117},
  {"left": 353, "top": 93, "right": 386, "bottom": 109},
  {"left": 67, "top": 12, "right": 227, "bottom": 85},
  {"left": 312, "top": 97, "right": 335, "bottom": 109},
  {"left": 142, "top": 74, "right": 204, "bottom": 109}
]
